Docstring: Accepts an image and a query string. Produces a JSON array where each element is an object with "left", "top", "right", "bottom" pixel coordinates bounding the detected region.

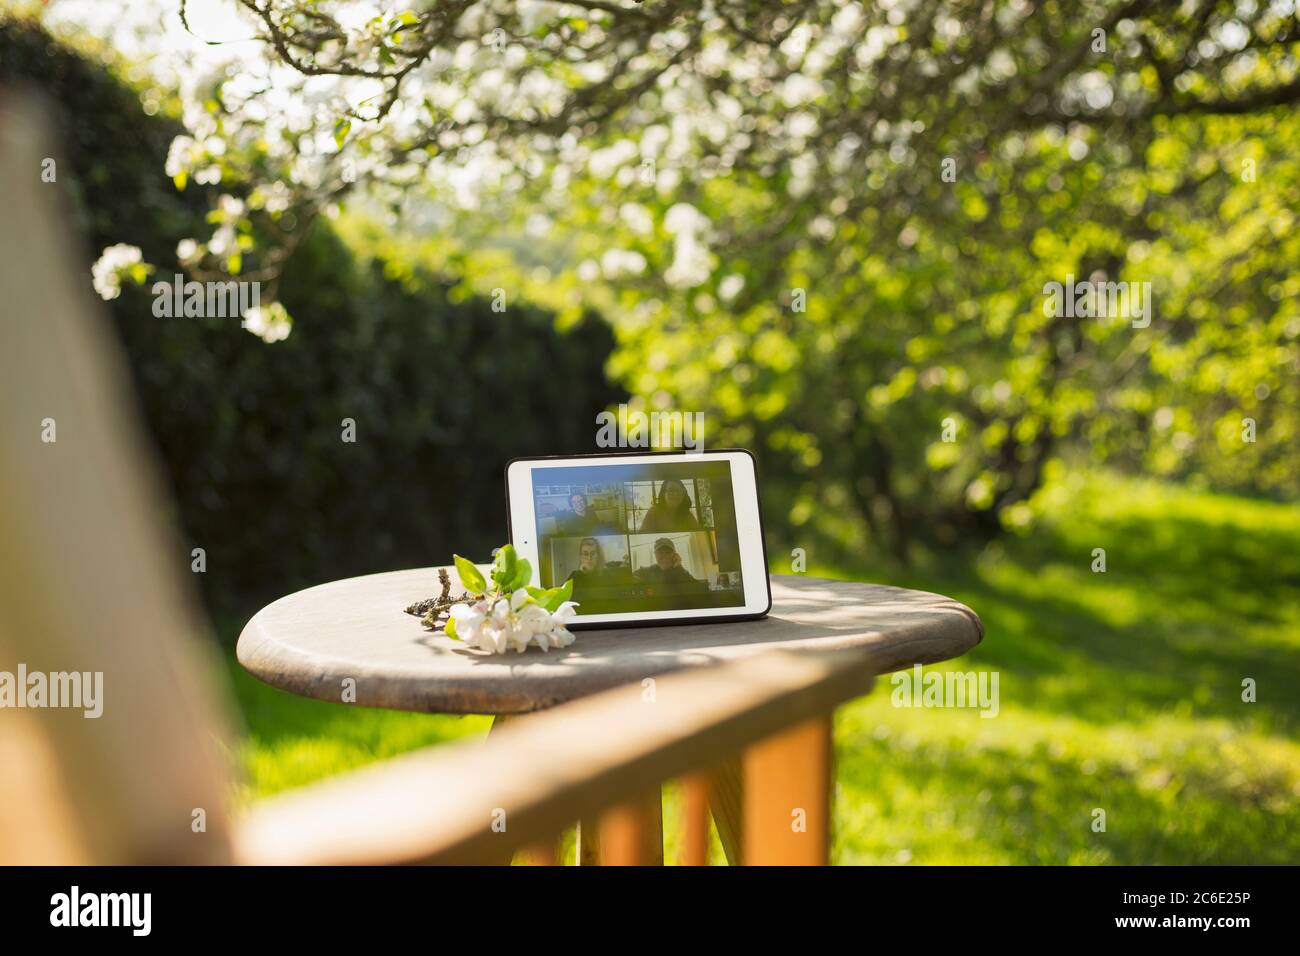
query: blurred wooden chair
[
  {"left": 0, "top": 92, "right": 237, "bottom": 864},
  {"left": 0, "top": 94, "right": 960, "bottom": 866}
]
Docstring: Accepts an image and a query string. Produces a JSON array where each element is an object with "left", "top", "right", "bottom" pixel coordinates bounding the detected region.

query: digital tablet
[{"left": 505, "top": 449, "right": 771, "bottom": 628}]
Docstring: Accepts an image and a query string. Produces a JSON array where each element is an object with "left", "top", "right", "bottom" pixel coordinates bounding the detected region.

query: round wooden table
[{"left": 237, "top": 566, "right": 982, "bottom": 863}]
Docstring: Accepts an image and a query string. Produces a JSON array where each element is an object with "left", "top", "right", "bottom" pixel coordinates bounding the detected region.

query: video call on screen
[{"left": 531, "top": 461, "right": 746, "bottom": 615}]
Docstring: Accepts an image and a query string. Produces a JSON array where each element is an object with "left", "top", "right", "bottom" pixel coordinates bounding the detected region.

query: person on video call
[
  {"left": 556, "top": 492, "right": 614, "bottom": 535},
  {"left": 638, "top": 478, "right": 701, "bottom": 532},
  {"left": 566, "top": 537, "right": 607, "bottom": 597},
  {"left": 566, "top": 537, "right": 633, "bottom": 599},
  {"left": 636, "top": 538, "right": 707, "bottom": 595}
]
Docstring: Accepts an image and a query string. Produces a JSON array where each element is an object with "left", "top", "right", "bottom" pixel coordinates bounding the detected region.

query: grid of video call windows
[{"left": 532, "top": 461, "right": 746, "bottom": 615}]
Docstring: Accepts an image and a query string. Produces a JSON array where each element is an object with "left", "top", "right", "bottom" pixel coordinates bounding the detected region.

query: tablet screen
[{"left": 529, "top": 460, "right": 746, "bottom": 615}]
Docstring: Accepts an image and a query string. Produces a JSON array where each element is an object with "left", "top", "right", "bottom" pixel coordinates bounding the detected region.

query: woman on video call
[
  {"left": 638, "top": 478, "right": 701, "bottom": 532},
  {"left": 565, "top": 537, "right": 630, "bottom": 599}
]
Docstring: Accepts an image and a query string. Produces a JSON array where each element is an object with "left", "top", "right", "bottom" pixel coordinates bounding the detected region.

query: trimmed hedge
[{"left": 1, "top": 18, "right": 622, "bottom": 621}]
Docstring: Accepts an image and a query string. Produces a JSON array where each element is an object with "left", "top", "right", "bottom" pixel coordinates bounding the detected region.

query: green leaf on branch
[
  {"left": 511, "top": 557, "right": 533, "bottom": 591},
  {"left": 391, "top": 11, "right": 419, "bottom": 30},
  {"left": 526, "top": 579, "right": 573, "bottom": 612},
  {"left": 492, "top": 544, "right": 518, "bottom": 590},
  {"left": 549, "top": 578, "right": 573, "bottom": 610},
  {"left": 333, "top": 118, "right": 352, "bottom": 150},
  {"left": 444, "top": 615, "right": 459, "bottom": 640},
  {"left": 453, "top": 554, "right": 487, "bottom": 594}
]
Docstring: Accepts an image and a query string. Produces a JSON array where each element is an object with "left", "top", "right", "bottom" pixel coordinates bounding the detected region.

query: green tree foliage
[{"left": 144, "top": 0, "right": 1296, "bottom": 561}]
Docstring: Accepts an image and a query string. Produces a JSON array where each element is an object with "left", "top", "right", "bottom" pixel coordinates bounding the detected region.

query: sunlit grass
[
  {"left": 225, "top": 471, "right": 1300, "bottom": 864},
  {"left": 226, "top": 663, "right": 491, "bottom": 803},
  {"left": 826, "top": 470, "right": 1300, "bottom": 864}
]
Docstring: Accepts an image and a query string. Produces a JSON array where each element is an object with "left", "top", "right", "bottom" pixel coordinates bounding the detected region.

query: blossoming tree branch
[{"left": 92, "top": 0, "right": 1300, "bottom": 555}]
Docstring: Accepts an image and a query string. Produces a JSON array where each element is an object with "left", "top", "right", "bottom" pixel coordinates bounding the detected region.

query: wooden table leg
[
  {"left": 707, "top": 756, "right": 745, "bottom": 865},
  {"left": 484, "top": 715, "right": 525, "bottom": 866},
  {"left": 518, "top": 842, "right": 557, "bottom": 866},
  {"left": 576, "top": 817, "right": 601, "bottom": 865}
]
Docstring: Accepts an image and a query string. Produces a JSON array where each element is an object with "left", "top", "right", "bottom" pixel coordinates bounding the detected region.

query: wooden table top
[{"left": 236, "top": 567, "right": 983, "bottom": 715}]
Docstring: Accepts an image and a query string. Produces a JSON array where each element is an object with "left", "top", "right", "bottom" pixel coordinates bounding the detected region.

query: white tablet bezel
[{"left": 506, "top": 449, "right": 771, "bottom": 627}]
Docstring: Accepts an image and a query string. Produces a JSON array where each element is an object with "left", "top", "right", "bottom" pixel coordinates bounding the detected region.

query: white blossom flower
[
  {"left": 663, "top": 203, "right": 713, "bottom": 288},
  {"left": 164, "top": 135, "right": 195, "bottom": 178},
  {"left": 516, "top": 603, "right": 553, "bottom": 637},
  {"left": 241, "top": 302, "right": 293, "bottom": 343},
  {"left": 449, "top": 601, "right": 485, "bottom": 629},
  {"left": 448, "top": 591, "right": 580, "bottom": 655},
  {"left": 90, "top": 243, "right": 144, "bottom": 301}
]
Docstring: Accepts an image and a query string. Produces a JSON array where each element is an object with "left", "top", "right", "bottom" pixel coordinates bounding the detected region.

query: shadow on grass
[
  {"left": 954, "top": 573, "right": 1300, "bottom": 731},
  {"left": 1016, "top": 509, "right": 1300, "bottom": 626},
  {"left": 845, "top": 486, "right": 1300, "bottom": 731}
]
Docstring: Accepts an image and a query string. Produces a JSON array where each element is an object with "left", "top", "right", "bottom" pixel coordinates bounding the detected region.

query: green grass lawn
[{"left": 225, "top": 471, "right": 1300, "bottom": 864}]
